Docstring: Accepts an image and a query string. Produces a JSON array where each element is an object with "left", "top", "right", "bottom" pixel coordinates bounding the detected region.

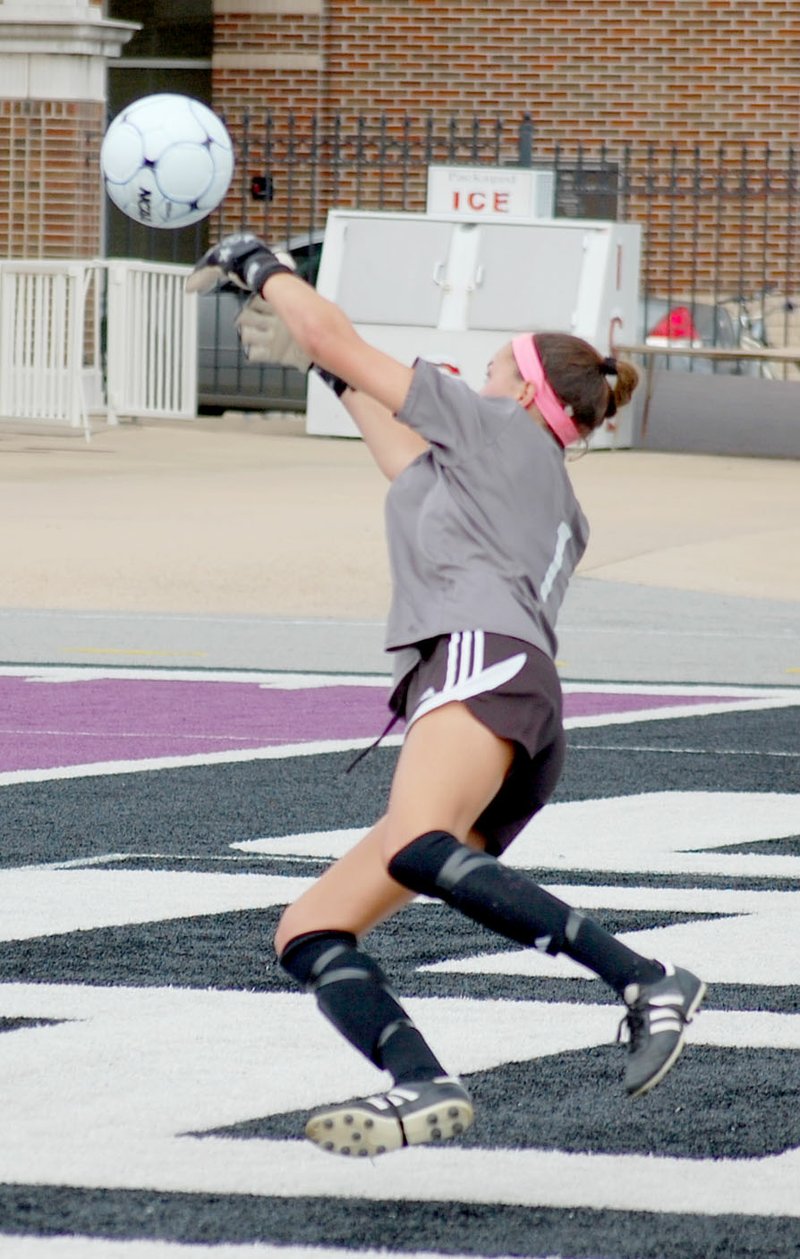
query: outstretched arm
[
  {"left": 261, "top": 272, "right": 413, "bottom": 416},
  {"left": 236, "top": 295, "right": 428, "bottom": 480},
  {"left": 189, "top": 234, "right": 414, "bottom": 417},
  {"left": 340, "top": 389, "right": 428, "bottom": 481}
]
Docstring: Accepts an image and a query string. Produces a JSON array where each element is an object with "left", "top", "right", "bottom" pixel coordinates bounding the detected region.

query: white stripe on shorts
[
  {"left": 407, "top": 631, "right": 526, "bottom": 730},
  {"left": 444, "top": 632, "right": 460, "bottom": 691}
]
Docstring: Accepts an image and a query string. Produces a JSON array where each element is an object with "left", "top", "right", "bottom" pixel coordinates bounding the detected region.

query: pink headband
[{"left": 511, "top": 334, "right": 582, "bottom": 448}]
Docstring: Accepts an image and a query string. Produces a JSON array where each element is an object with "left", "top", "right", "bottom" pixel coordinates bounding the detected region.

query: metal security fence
[
  {"left": 99, "top": 110, "right": 800, "bottom": 413},
  {"left": 109, "top": 111, "right": 800, "bottom": 357},
  {"left": 225, "top": 113, "right": 800, "bottom": 337}
]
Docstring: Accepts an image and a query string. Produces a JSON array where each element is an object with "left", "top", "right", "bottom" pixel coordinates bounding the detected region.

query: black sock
[
  {"left": 559, "top": 910, "right": 665, "bottom": 994},
  {"left": 389, "top": 832, "right": 663, "bottom": 997},
  {"left": 279, "top": 930, "right": 446, "bottom": 1083}
]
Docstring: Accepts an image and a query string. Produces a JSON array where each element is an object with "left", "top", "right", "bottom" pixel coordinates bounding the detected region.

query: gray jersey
[{"left": 385, "top": 359, "right": 589, "bottom": 681}]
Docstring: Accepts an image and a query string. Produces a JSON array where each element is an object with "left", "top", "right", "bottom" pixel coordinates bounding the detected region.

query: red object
[{"left": 649, "top": 306, "right": 700, "bottom": 341}]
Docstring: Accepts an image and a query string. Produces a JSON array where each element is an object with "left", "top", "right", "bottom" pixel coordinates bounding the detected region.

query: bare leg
[
  {"left": 274, "top": 701, "right": 513, "bottom": 952},
  {"left": 275, "top": 702, "right": 515, "bottom": 1156}
]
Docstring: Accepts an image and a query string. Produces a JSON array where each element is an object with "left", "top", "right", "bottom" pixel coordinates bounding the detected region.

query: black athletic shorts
[{"left": 390, "top": 630, "right": 565, "bottom": 856}]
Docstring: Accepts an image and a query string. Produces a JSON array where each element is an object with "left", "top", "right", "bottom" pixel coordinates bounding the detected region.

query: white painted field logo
[{"left": 1, "top": 673, "right": 798, "bottom": 1257}]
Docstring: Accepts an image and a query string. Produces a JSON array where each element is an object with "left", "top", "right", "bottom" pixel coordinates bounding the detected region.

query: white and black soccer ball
[{"left": 100, "top": 94, "right": 235, "bottom": 230}]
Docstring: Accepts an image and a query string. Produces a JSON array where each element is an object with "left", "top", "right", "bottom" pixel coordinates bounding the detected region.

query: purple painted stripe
[
  {"left": 565, "top": 690, "right": 736, "bottom": 718},
  {"left": 0, "top": 677, "right": 388, "bottom": 773},
  {"left": 0, "top": 674, "right": 746, "bottom": 775}
]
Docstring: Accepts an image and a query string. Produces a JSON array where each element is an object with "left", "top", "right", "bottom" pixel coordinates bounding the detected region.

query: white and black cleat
[
  {"left": 305, "top": 1076, "right": 474, "bottom": 1158},
  {"left": 620, "top": 962, "right": 707, "bottom": 1098}
]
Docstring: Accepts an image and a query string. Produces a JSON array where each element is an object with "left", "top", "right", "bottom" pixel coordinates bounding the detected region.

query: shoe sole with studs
[{"left": 305, "top": 1096, "right": 474, "bottom": 1158}]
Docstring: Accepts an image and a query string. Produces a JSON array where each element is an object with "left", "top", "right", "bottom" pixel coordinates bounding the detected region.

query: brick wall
[
  {"left": 321, "top": 0, "right": 800, "bottom": 146},
  {"left": 0, "top": 100, "right": 104, "bottom": 259},
  {"left": 213, "top": 0, "right": 800, "bottom": 148},
  {"left": 212, "top": 2, "right": 323, "bottom": 240},
  {"left": 212, "top": 1, "right": 800, "bottom": 293}
]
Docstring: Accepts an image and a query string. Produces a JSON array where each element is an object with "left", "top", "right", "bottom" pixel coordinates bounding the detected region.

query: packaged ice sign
[{"left": 426, "top": 165, "right": 555, "bottom": 220}]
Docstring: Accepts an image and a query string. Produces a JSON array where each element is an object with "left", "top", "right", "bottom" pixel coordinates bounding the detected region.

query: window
[{"left": 105, "top": 1, "right": 214, "bottom": 261}]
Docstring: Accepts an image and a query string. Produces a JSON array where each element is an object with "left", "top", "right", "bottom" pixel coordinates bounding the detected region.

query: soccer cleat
[
  {"left": 619, "top": 963, "right": 707, "bottom": 1098},
  {"left": 305, "top": 1076, "right": 474, "bottom": 1158}
]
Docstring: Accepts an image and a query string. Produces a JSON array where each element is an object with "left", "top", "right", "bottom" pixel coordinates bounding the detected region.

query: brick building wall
[
  {"left": 210, "top": 0, "right": 800, "bottom": 156},
  {"left": 2, "top": 2, "right": 796, "bottom": 286},
  {"left": 0, "top": 99, "right": 104, "bottom": 259},
  {"left": 0, "top": 0, "right": 134, "bottom": 259},
  {"left": 212, "top": 0, "right": 324, "bottom": 240},
  {"left": 212, "top": 0, "right": 800, "bottom": 295},
  {"left": 319, "top": 0, "right": 799, "bottom": 147}
]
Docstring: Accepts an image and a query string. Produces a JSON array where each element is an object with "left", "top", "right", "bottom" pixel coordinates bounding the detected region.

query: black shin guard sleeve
[
  {"left": 279, "top": 929, "right": 444, "bottom": 1080},
  {"left": 389, "top": 830, "right": 574, "bottom": 955},
  {"left": 279, "top": 929, "right": 357, "bottom": 986},
  {"left": 389, "top": 832, "right": 665, "bottom": 993},
  {"left": 565, "top": 913, "right": 665, "bottom": 994}
]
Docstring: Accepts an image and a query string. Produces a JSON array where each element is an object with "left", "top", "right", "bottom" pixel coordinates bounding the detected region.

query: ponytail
[{"left": 534, "top": 334, "right": 639, "bottom": 434}]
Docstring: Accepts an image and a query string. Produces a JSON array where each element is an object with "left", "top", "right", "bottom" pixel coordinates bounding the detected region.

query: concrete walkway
[{"left": 1, "top": 414, "right": 798, "bottom": 684}]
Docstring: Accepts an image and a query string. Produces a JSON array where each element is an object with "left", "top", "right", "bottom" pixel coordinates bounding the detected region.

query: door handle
[{"left": 468, "top": 264, "right": 485, "bottom": 292}]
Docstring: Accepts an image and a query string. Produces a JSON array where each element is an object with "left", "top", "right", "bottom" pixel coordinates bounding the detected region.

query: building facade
[
  {"left": 212, "top": 0, "right": 799, "bottom": 298},
  {"left": 0, "top": 0, "right": 137, "bottom": 259},
  {"left": 213, "top": 0, "right": 799, "bottom": 148},
  {"left": 1, "top": 1, "right": 798, "bottom": 297}
]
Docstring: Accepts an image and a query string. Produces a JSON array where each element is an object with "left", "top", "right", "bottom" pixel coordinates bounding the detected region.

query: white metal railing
[
  {"left": 0, "top": 258, "right": 197, "bottom": 436},
  {"left": 106, "top": 260, "right": 197, "bottom": 423},
  {"left": 0, "top": 262, "right": 92, "bottom": 434}
]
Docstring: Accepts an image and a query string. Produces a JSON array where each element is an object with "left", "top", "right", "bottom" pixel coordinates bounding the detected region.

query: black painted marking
[{"left": 0, "top": 1185, "right": 797, "bottom": 1258}]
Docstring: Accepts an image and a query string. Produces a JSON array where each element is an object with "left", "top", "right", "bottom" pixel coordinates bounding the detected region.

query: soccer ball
[{"left": 101, "top": 94, "right": 234, "bottom": 229}]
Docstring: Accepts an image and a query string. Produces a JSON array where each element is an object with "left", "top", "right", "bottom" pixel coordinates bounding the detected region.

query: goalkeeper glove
[{"left": 187, "top": 233, "right": 296, "bottom": 296}]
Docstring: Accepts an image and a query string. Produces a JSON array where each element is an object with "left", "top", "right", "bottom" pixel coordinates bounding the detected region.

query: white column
[{"left": 0, "top": 0, "right": 138, "bottom": 101}]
